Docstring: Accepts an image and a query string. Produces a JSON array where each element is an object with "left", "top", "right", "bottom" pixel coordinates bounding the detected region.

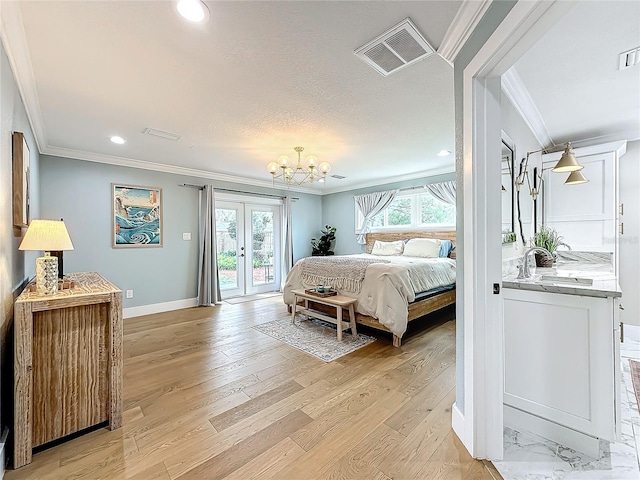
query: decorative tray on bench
[{"left": 304, "top": 288, "right": 338, "bottom": 298}]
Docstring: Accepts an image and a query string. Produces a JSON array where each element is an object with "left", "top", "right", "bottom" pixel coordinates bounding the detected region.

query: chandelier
[{"left": 267, "top": 147, "right": 331, "bottom": 187}]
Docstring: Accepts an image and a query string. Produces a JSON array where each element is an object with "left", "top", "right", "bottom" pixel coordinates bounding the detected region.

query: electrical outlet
[
  {"left": 182, "top": 232, "right": 191, "bottom": 240},
  {"left": 126, "top": 290, "right": 134, "bottom": 299}
]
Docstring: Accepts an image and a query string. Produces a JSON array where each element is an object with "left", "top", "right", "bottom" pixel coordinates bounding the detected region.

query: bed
[{"left": 283, "top": 230, "right": 456, "bottom": 347}]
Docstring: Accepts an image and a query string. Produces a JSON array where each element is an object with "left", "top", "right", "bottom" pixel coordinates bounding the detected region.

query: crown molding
[
  {"left": 45, "top": 144, "right": 455, "bottom": 197},
  {"left": 42, "top": 146, "right": 324, "bottom": 195},
  {"left": 438, "top": 0, "right": 493, "bottom": 64},
  {"left": 0, "top": 2, "right": 47, "bottom": 153},
  {"left": 501, "top": 67, "right": 554, "bottom": 148},
  {"left": 319, "top": 165, "right": 456, "bottom": 195}
]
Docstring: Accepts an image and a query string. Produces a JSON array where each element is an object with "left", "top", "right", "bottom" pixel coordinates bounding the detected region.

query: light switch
[{"left": 182, "top": 232, "right": 191, "bottom": 240}]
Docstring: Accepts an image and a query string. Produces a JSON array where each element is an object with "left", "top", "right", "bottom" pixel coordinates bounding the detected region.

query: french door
[{"left": 215, "top": 201, "right": 281, "bottom": 299}]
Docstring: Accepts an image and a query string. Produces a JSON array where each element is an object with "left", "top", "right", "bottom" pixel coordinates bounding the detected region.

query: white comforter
[{"left": 283, "top": 254, "right": 456, "bottom": 337}]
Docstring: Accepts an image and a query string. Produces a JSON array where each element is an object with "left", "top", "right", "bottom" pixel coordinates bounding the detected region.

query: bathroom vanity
[{"left": 502, "top": 260, "right": 622, "bottom": 458}]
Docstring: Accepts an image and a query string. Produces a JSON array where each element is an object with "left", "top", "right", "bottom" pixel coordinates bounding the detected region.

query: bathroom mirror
[{"left": 501, "top": 133, "right": 515, "bottom": 242}]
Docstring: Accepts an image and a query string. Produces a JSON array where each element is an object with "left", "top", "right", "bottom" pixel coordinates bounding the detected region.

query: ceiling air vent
[
  {"left": 619, "top": 47, "right": 640, "bottom": 70},
  {"left": 331, "top": 175, "right": 346, "bottom": 180},
  {"left": 143, "top": 127, "right": 182, "bottom": 141},
  {"left": 355, "top": 18, "right": 435, "bottom": 77}
]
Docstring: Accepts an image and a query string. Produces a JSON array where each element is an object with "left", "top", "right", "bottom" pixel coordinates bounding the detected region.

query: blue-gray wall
[
  {"left": 1, "top": 37, "right": 41, "bottom": 438},
  {"left": 322, "top": 173, "right": 455, "bottom": 255},
  {"left": 39, "top": 155, "right": 322, "bottom": 309},
  {"left": 453, "top": 0, "right": 517, "bottom": 414}
]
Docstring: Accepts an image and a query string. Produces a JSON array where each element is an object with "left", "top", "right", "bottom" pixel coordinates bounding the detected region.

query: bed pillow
[
  {"left": 439, "top": 240, "right": 456, "bottom": 258},
  {"left": 402, "top": 238, "right": 442, "bottom": 258},
  {"left": 371, "top": 240, "right": 404, "bottom": 256}
]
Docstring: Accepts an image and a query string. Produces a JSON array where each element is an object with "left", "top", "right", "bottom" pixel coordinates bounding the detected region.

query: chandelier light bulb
[
  {"left": 267, "top": 162, "right": 279, "bottom": 175},
  {"left": 306, "top": 155, "right": 318, "bottom": 168},
  {"left": 318, "top": 161, "right": 331, "bottom": 174},
  {"left": 278, "top": 155, "right": 290, "bottom": 167}
]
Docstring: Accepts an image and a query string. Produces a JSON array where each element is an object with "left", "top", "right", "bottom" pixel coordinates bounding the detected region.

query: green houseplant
[
  {"left": 311, "top": 225, "right": 336, "bottom": 256},
  {"left": 532, "top": 225, "right": 570, "bottom": 267}
]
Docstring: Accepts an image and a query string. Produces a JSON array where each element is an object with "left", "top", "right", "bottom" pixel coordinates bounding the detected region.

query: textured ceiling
[
  {"left": 14, "top": 1, "right": 462, "bottom": 193},
  {"left": 514, "top": 0, "right": 640, "bottom": 147}
]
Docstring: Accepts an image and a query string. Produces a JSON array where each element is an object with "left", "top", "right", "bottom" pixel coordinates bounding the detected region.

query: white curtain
[
  {"left": 354, "top": 189, "right": 398, "bottom": 244},
  {"left": 280, "top": 195, "right": 294, "bottom": 290},
  {"left": 424, "top": 180, "right": 456, "bottom": 205},
  {"left": 197, "top": 185, "right": 221, "bottom": 306}
]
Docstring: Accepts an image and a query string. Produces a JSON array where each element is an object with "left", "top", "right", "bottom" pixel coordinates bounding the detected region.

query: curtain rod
[
  {"left": 179, "top": 184, "right": 298, "bottom": 200},
  {"left": 351, "top": 184, "right": 425, "bottom": 198}
]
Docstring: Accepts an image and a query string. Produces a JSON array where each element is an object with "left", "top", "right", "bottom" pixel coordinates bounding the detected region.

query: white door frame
[
  {"left": 215, "top": 193, "right": 283, "bottom": 298},
  {"left": 456, "top": 0, "right": 577, "bottom": 460}
]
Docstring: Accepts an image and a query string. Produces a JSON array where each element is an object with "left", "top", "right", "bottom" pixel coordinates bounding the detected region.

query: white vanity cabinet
[{"left": 503, "top": 287, "right": 620, "bottom": 456}]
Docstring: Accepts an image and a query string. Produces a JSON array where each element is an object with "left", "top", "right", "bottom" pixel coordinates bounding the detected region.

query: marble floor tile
[{"left": 494, "top": 346, "right": 640, "bottom": 480}]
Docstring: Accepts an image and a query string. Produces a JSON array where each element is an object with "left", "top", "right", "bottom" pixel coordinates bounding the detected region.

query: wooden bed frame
[{"left": 304, "top": 230, "right": 456, "bottom": 347}]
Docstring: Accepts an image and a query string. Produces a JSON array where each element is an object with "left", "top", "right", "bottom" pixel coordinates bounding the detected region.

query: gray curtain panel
[
  {"left": 424, "top": 180, "right": 456, "bottom": 205},
  {"left": 280, "top": 195, "right": 294, "bottom": 290},
  {"left": 197, "top": 185, "right": 222, "bottom": 306},
  {"left": 354, "top": 189, "right": 398, "bottom": 244}
]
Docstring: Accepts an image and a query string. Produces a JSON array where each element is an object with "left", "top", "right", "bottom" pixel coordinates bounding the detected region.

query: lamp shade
[
  {"left": 552, "top": 144, "right": 583, "bottom": 173},
  {"left": 564, "top": 170, "right": 589, "bottom": 185},
  {"left": 19, "top": 219, "right": 74, "bottom": 252}
]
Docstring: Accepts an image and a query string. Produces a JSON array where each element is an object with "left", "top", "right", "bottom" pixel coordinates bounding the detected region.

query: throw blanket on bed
[{"left": 299, "top": 256, "right": 390, "bottom": 293}]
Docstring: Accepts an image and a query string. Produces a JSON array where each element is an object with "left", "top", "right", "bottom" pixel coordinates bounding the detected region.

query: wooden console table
[{"left": 13, "top": 272, "right": 123, "bottom": 469}]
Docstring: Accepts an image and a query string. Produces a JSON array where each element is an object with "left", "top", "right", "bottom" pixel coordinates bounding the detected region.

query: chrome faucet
[{"left": 517, "top": 247, "right": 553, "bottom": 279}]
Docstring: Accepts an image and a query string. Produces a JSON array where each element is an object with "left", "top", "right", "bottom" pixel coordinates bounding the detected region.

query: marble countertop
[{"left": 503, "top": 262, "right": 622, "bottom": 298}]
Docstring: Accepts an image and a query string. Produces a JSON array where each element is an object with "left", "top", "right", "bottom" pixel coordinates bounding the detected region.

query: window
[{"left": 356, "top": 191, "right": 455, "bottom": 231}]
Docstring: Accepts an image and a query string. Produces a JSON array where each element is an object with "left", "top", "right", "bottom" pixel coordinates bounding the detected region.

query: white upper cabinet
[{"left": 542, "top": 141, "right": 626, "bottom": 274}]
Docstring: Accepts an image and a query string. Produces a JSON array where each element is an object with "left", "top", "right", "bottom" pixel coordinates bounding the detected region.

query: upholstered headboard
[{"left": 365, "top": 230, "right": 457, "bottom": 259}]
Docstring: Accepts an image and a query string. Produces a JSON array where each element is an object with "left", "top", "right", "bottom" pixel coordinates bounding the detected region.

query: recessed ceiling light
[
  {"left": 437, "top": 150, "right": 451, "bottom": 156},
  {"left": 110, "top": 136, "right": 126, "bottom": 145},
  {"left": 176, "top": 0, "right": 210, "bottom": 23}
]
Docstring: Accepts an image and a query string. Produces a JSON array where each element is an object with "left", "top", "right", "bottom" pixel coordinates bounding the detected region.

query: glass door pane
[
  {"left": 246, "top": 205, "right": 280, "bottom": 295},
  {"left": 215, "top": 202, "right": 244, "bottom": 298}
]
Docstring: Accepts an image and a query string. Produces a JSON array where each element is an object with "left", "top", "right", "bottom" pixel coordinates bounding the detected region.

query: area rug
[
  {"left": 630, "top": 359, "right": 640, "bottom": 413},
  {"left": 253, "top": 316, "right": 376, "bottom": 362}
]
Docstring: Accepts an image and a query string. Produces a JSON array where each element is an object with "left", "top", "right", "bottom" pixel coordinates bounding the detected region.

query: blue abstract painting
[{"left": 112, "top": 184, "right": 162, "bottom": 247}]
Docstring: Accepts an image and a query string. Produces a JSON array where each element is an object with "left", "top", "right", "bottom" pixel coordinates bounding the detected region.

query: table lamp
[{"left": 19, "top": 219, "right": 74, "bottom": 295}]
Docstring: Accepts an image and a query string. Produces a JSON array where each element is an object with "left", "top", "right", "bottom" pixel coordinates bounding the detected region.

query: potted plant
[
  {"left": 311, "top": 225, "right": 336, "bottom": 256},
  {"left": 532, "top": 225, "right": 570, "bottom": 267}
]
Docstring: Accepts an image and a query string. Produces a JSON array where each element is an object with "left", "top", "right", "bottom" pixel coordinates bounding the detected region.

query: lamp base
[{"left": 36, "top": 254, "right": 58, "bottom": 296}]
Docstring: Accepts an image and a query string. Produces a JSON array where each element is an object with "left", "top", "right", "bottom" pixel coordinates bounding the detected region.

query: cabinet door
[
  {"left": 32, "top": 304, "right": 109, "bottom": 446},
  {"left": 503, "top": 289, "right": 617, "bottom": 441}
]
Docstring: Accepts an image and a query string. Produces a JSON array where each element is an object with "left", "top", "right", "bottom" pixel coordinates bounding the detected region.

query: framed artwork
[
  {"left": 112, "top": 184, "right": 162, "bottom": 248},
  {"left": 12, "top": 132, "right": 30, "bottom": 228}
]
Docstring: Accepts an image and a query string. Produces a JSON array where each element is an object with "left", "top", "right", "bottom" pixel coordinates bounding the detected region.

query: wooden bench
[{"left": 290, "top": 289, "right": 357, "bottom": 341}]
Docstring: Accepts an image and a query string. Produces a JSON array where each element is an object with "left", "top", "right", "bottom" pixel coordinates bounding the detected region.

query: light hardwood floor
[{"left": 6, "top": 295, "right": 501, "bottom": 480}]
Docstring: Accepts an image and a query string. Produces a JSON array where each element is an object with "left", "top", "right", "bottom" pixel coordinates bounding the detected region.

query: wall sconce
[{"left": 515, "top": 142, "right": 588, "bottom": 200}]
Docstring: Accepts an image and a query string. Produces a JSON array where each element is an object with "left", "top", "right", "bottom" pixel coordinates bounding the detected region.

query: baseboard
[
  {"left": 504, "top": 404, "right": 600, "bottom": 458},
  {"left": 452, "top": 402, "right": 469, "bottom": 448},
  {"left": 0, "top": 427, "right": 8, "bottom": 479},
  {"left": 123, "top": 297, "right": 198, "bottom": 319}
]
